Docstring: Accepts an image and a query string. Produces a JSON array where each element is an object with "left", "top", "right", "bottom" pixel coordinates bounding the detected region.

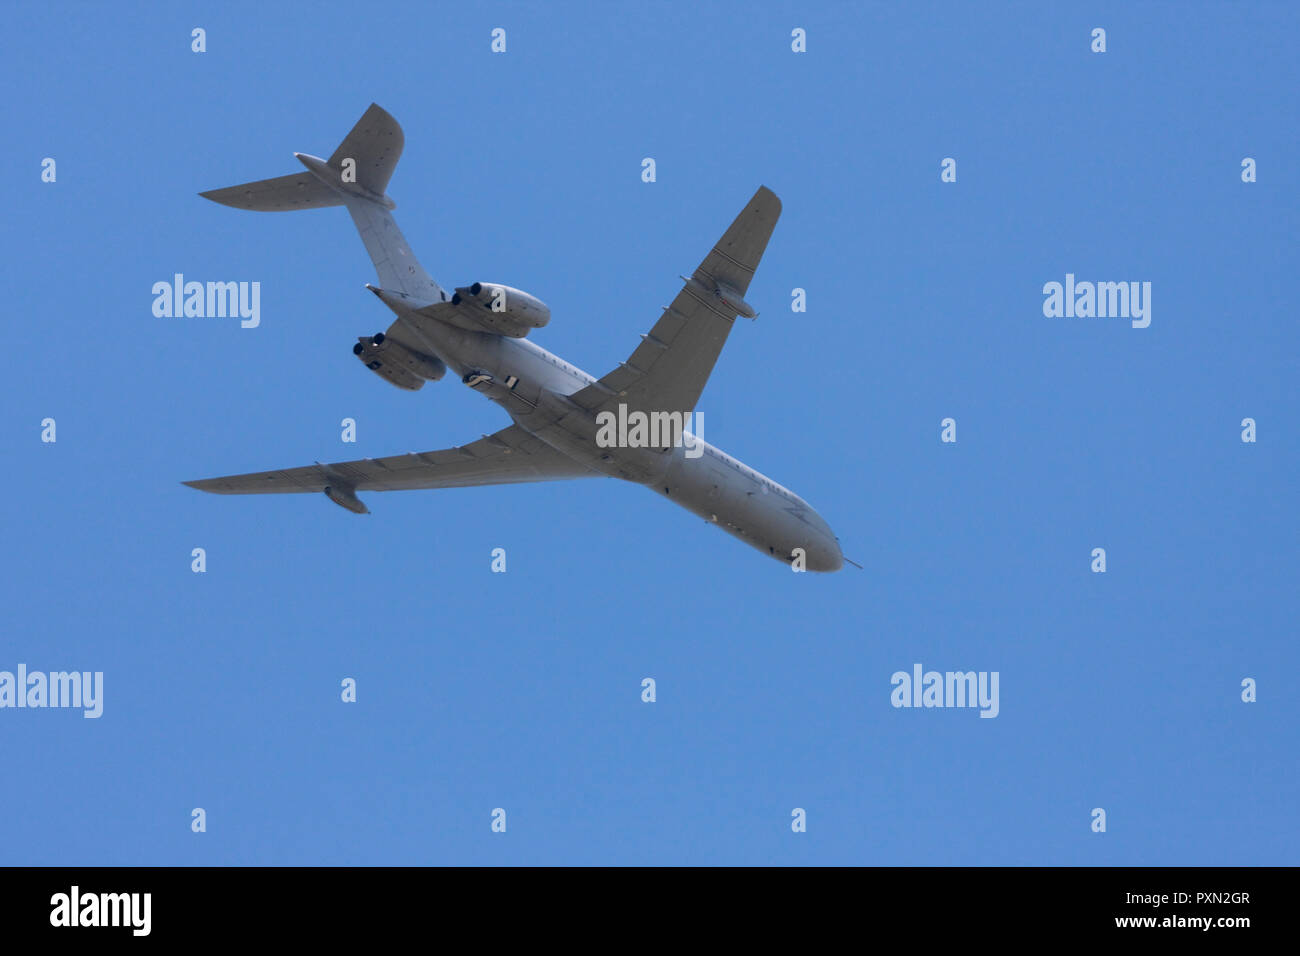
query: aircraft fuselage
[{"left": 382, "top": 302, "right": 844, "bottom": 572}]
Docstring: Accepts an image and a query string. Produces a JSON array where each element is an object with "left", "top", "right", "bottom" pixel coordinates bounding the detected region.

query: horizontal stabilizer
[
  {"left": 199, "top": 172, "right": 344, "bottom": 212},
  {"left": 198, "top": 103, "right": 402, "bottom": 212}
]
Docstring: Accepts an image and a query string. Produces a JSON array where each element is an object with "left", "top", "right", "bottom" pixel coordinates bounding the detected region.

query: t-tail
[{"left": 199, "top": 103, "right": 446, "bottom": 305}]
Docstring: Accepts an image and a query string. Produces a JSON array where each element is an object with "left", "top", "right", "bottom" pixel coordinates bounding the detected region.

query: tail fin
[
  {"left": 324, "top": 102, "right": 403, "bottom": 198},
  {"left": 199, "top": 103, "right": 445, "bottom": 303}
]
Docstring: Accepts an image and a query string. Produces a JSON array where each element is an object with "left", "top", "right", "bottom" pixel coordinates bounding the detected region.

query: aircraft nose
[
  {"left": 810, "top": 547, "right": 843, "bottom": 572},
  {"left": 806, "top": 531, "right": 843, "bottom": 572}
]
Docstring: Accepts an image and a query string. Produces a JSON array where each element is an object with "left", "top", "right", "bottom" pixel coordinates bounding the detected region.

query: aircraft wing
[
  {"left": 184, "top": 424, "right": 598, "bottom": 499},
  {"left": 567, "top": 186, "right": 781, "bottom": 417}
]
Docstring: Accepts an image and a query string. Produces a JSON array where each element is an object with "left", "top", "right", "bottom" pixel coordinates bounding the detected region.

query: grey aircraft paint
[{"left": 186, "top": 104, "right": 843, "bottom": 572}]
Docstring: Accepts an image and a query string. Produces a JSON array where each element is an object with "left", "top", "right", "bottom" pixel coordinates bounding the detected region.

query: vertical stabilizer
[{"left": 199, "top": 103, "right": 445, "bottom": 304}]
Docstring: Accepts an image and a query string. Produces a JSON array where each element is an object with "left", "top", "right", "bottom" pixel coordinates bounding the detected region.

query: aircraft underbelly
[
  {"left": 652, "top": 454, "right": 790, "bottom": 555},
  {"left": 425, "top": 320, "right": 829, "bottom": 562}
]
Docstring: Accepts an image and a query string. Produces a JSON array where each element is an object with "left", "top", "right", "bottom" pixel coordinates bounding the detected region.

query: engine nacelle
[
  {"left": 353, "top": 332, "right": 447, "bottom": 391},
  {"left": 450, "top": 282, "right": 550, "bottom": 338},
  {"left": 324, "top": 485, "right": 369, "bottom": 514}
]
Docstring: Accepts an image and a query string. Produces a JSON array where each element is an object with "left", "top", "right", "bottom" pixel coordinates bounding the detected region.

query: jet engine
[
  {"left": 450, "top": 282, "right": 550, "bottom": 338},
  {"left": 353, "top": 332, "right": 447, "bottom": 391}
]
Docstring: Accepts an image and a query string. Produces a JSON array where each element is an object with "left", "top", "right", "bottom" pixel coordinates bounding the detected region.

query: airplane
[{"left": 186, "top": 104, "right": 845, "bottom": 572}]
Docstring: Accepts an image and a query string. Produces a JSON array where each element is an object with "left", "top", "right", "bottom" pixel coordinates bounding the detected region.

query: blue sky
[{"left": 1, "top": 1, "right": 1295, "bottom": 865}]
